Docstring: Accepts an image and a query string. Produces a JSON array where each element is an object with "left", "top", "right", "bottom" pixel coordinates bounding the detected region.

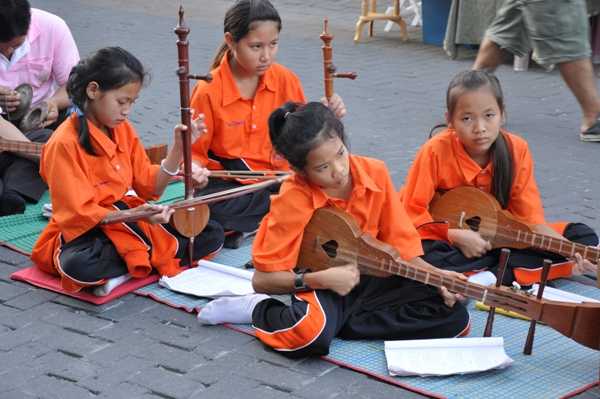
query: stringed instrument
[
  {"left": 429, "top": 186, "right": 600, "bottom": 266},
  {"left": 0, "top": 137, "right": 168, "bottom": 165},
  {"left": 297, "top": 207, "right": 600, "bottom": 350}
]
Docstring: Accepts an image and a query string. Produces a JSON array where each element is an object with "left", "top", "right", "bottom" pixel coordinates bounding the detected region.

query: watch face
[{"left": 294, "top": 273, "right": 306, "bottom": 290}]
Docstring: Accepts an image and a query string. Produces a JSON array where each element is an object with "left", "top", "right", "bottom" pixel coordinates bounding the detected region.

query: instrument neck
[
  {"left": 0, "top": 139, "right": 42, "bottom": 157},
  {"left": 507, "top": 229, "right": 600, "bottom": 264},
  {"left": 349, "top": 249, "right": 534, "bottom": 316}
]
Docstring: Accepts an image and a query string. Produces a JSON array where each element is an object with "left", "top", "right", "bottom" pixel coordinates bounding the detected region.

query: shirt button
[
  {"left": 252, "top": 105, "right": 256, "bottom": 110},
  {"left": 115, "top": 164, "right": 120, "bottom": 170},
  {"left": 252, "top": 124, "right": 257, "bottom": 129}
]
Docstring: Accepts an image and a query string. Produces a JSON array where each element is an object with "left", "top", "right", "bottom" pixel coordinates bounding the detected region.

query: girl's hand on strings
[
  {"left": 191, "top": 161, "right": 211, "bottom": 189},
  {"left": 172, "top": 112, "right": 207, "bottom": 153},
  {"left": 437, "top": 286, "right": 461, "bottom": 308},
  {"left": 317, "top": 263, "right": 359, "bottom": 296},
  {"left": 320, "top": 93, "right": 346, "bottom": 119},
  {"left": 189, "top": 111, "right": 207, "bottom": 142},
  {"left": 139, "top": 204, "right": 174, "bottom": 224},
  {"left": 449, "top": 229, "right": 492, "bottom": 258},
  {"left": 437, "top": 269, "right": 467, "bottom": 307}
]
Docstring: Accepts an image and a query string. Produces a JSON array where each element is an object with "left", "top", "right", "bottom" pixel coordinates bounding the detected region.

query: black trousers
[
  {"left": 196, "top": 178, "right": 280, "bottom": 233},
  {"left": 0, "top": 128, "right": 52, "bottom": 202},
  {"left": 58, "top": 219, "right": 224, "bottom": 283},
  {"left": 252, "top": 275, "right": 470, "bottom": 358},
  {"left": 422, "top": 222, "right": 598, "bottom": 285}
]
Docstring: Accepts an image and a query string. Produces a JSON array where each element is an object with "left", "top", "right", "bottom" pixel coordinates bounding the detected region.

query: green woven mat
[{"left": 0, "top": 181, "right": 185, "bottom": 255}]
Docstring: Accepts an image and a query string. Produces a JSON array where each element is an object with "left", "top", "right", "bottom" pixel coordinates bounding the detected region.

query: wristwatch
[{"left": 293, "top": 272, "right": 311, "bottom": 292}]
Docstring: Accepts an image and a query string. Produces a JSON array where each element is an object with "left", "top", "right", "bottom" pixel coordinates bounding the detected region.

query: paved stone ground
[{"left": 0, "top": 1, "right": 598, "bottom": 398}]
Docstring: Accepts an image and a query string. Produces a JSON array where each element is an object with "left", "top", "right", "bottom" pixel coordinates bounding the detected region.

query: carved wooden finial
[
  {"left": 320, "top": 18, "right": 332, "bottom": 45},
  {"left": 175, "top": 5, "right": 189, "bottom": 37}
]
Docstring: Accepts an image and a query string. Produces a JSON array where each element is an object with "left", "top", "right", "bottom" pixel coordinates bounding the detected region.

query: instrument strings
[
  {"left": 317, "top": 242, "right": 529, "bottom": 311},
  {"left": 477, "top": 223, "right": 600, "bottom": 263}
]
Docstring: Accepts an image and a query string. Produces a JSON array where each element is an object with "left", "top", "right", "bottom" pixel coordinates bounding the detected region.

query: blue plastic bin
[{"left": 422, "top": 0, "right": 452, "bottom": 46}]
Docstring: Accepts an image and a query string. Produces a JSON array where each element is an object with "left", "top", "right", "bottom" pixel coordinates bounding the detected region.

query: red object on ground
[{"left": 11, "top": 265, "right": 158, "bottom": 305}]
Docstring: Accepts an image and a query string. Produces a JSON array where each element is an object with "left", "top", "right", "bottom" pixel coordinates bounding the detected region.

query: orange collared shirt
[
  {"left": 400, "top": 128, "right": 545, "bottom": 234},
  {"left": 253, "top": 155, "right": 424, "bottom": 272},
  {"left": 36, "top": 114, "right": 160, "bottom": 243},
  {"left": 190, "top": 54, "right": 306, "bottom": 172}
]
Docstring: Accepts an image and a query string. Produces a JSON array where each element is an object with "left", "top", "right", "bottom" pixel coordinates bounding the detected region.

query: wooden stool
[{"left": 354, "top": 0, "right": 409, "bottom": 42}]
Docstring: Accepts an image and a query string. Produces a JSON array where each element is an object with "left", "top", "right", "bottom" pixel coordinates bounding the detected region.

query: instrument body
[
  {"left": 430, "top": 186, "right": 600, "bottom": 265},
  {"left": 297, "top": 207, "right": 600, "bottom": 350}
]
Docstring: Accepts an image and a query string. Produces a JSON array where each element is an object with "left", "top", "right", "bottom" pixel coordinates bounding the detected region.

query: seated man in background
[{"left": 0, "top": 0, "right": 79, "bottom": 215}]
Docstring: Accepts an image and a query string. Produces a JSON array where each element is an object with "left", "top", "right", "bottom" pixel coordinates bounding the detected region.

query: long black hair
[
  {"left": 268, "top": 101, "right": 346, "bottom": 171},
  {"left": 0, "top": 0, "right": 31, "bottom": 42},
  {"left": 211, "top": 0, "right": 281, "bottom": 69},
  {"left": 66, "top": 47, "right": 147, "bottom": 155},
  {"left": 446, "top": 70, "right": 513, "bottom": 208}
]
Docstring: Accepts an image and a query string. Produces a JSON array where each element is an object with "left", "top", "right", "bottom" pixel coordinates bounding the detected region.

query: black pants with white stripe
[
  {"left": 196, "top": 178, "right": 280, "bottom": 233},
  {"left": 252, "top": 275, "right": 470, "bottom": 358},
  {"left": 58, "top": 219, "right": 223, "bottom": 283}
]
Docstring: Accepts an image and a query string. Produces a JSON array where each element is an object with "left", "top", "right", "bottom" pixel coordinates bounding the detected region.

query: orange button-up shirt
[
  {"left": 400, "top": 128, "right": 545, "bottom": 238},
  {"left": 190, "top": 54, "right": 306, "bottom": 173},
  {"left": 31, "top": 115, "right": 188, "bottom": 285},
  {"left": 35, "top": 114, "right": 160, "bottom": 244},
  {"left": 253, "top": 155, "right": 424, "bottom": 272}
]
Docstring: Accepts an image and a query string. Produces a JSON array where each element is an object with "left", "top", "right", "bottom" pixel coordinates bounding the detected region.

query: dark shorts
[{"left": 486, "top": 0, "right": 590, "bottom": 65}]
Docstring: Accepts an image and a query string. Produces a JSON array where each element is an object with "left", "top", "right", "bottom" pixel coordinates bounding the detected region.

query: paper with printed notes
[
  {"left": 159, "top": 260, "right": 254, "bottom": 298},
  {"left": 384, "top": 337, "right": 513, "bottom": 377},
  {"left": 529, "top": 284, "right": 600, "bottom": 303}
]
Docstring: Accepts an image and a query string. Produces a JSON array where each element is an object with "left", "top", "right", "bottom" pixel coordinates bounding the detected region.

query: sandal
[{"left": 580, "top": 117, "right": 600, "bottom": 142}]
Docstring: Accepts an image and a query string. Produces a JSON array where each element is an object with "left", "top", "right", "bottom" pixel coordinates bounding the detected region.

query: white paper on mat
[
  {"left": 384, "top": 337, "right": 513, "bottom": 377},
  {"left": 159, "top": 260, "right": 254, "bottom": 298},
  {"left": 529, "top": 285, "right": 600, "bottom": 304}
]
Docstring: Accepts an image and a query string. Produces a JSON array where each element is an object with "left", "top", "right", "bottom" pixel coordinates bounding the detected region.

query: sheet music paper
[
  {"left": 159, "top": 260, "right": 254, "bottom": 298},
  {"left": 530, "top": 285, "right": 600, "bottom": 303},
  {"left": 384, "top": 337, "right": 513, "bottom": 377}
]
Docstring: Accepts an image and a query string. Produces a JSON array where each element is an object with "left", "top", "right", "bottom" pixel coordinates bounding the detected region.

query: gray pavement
[{"left": 0, "top": 1, "right": 599, "bottom": 398}]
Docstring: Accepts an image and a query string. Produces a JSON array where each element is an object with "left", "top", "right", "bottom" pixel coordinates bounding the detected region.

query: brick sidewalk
[{"left": 0, "top": 1, "right": 598, "bottom": 398}]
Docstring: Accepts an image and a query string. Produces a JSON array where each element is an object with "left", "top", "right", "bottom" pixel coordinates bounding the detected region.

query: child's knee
[
  {"left": 59, "top": 251, "right": 98, "bottom": 283},
  {"left": 274, "top": 333, "right": 333, "bottom": 359}
]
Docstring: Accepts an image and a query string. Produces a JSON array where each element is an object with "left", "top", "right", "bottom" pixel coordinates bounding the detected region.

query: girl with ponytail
[
  {"left": 400, "top": 70, "right": 598, "bottom": 285},
  {"left": 197, "top": 102, "right": 470, "bottom": 358},
  {"left": 31, "top": 47, "right": 223, "bottom": 295}
]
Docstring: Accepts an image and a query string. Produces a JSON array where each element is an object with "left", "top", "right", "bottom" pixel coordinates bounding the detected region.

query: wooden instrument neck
[
  {"left": 0, "top": 138, "right": 42, "bottom": 157},
  {"left": 319, "top": 18, "right": 356, "bottom": 100}
]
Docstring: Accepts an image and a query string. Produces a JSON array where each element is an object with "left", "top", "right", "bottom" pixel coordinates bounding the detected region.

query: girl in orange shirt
[
  {"left": 401, "top": 70, "right": 598, "bottom": 285},
  {"left": 190, "top": 0, "right": 345, "bottom": 247},
  {"left": 31, "top": 47, "right": 223, "bottom": 295},
  {"left": 199, "top": 102, "right": 469, "bottom": 358}
]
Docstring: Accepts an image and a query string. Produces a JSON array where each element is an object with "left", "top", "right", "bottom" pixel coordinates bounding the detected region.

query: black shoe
[
  {"left": 223, "top": 231, "right": 244, "bottom": 249},
  {"left": 0, "top": 191, "right": 26, "bottom": 216},
  {"left": 580, "top": 118, "right": 600, "bottom": 142}
]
